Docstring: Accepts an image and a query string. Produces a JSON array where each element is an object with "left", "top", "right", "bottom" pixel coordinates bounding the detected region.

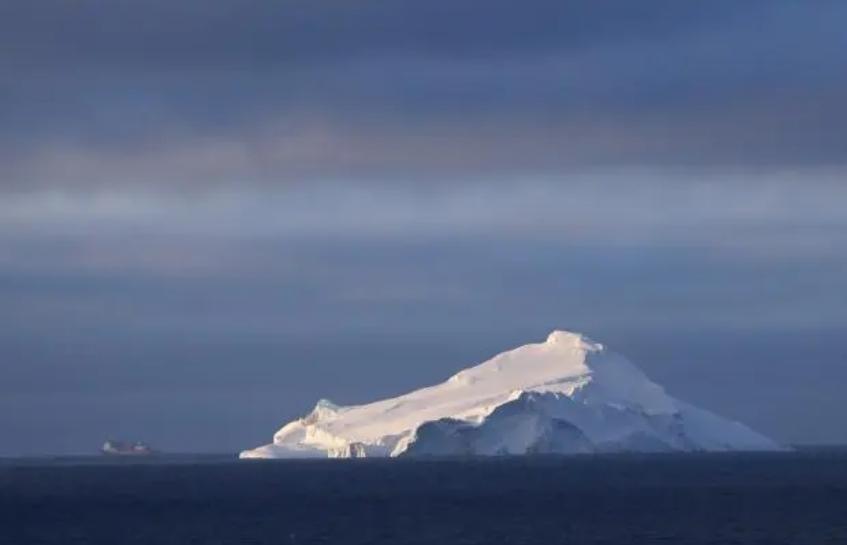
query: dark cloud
[
  {"left": 0, "top": 0, "right": 765, "bottom": 69},
  {"left": 2, "top": 0, "right": 846, "bottom": 190}
]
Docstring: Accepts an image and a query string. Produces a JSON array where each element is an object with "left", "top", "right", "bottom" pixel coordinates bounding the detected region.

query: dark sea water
[{"left": 2, "top": 451, "right": 846, "bottom": 545}]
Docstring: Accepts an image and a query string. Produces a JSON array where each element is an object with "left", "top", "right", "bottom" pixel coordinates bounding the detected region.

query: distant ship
[{"left": 101, "top": 440, "right": 156, "bottom": 456}]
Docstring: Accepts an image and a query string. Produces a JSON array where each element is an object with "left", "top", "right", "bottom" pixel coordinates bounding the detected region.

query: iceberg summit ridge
[{"left": 240, "top": 330, "right": 782, "bottom": 459}]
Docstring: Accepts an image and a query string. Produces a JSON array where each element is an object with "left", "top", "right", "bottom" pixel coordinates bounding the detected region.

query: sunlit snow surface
[{"left": 241, "top": 331, "right": 781, "bottom": 458}]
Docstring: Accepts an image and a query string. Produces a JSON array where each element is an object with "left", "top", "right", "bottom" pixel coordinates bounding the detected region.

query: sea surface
[{"left": 2, "top": 450, "right": 846, "bottom": 545}]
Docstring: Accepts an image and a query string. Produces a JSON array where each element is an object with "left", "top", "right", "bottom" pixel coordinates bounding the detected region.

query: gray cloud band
[{"left": 1, "top": 0, "right": 846, "bottom": 191}]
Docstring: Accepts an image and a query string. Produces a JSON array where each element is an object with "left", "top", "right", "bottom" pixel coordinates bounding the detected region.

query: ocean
[{"left": 2, "top": 451, "right": 846, "bottom": 544}]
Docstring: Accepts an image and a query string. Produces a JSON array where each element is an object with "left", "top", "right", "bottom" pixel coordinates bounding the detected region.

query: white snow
[{"left": 240, "top": 330, "right": 782, "bottom": 458}]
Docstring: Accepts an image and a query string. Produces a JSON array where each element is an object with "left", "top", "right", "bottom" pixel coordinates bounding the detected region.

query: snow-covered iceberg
[{"left": 241, "top": 330, "right": 781, "bottom": 458}]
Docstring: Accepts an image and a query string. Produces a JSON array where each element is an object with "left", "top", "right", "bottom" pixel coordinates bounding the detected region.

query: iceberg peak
[{"left": 545, "top": 330, "right": 603, "bottom": 352}]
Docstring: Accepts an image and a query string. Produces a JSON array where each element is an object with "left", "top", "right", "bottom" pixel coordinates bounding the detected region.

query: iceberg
[{"left": 241, "top": 330, "right": 781, "bottom": 458}]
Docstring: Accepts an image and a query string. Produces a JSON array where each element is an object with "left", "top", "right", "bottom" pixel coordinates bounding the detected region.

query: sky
[{"left": 1, "top": 0, "right": 846, "bottom": 456}]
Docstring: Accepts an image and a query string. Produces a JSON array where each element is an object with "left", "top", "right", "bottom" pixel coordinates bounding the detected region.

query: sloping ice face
[{"left": 240, "top": 331, "right": 782, "bottom": 459}]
